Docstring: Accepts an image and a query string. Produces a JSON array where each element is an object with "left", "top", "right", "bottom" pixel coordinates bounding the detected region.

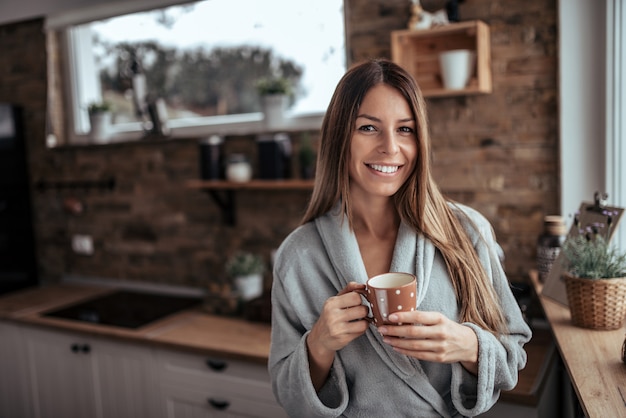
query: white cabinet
[
  {"left": 0, "top": 320, "right": 284, "bottom": 418},
  {"left": 23, "top": 325, "right": 160, "bottom": 418},
  {"left": 26, "top": 326, "right": 98, "bottom": 418},
  {"left": 93, "top": 336, "right": 161, "bottom": 418},
  {"left": 0, "top": 321, "right": 34, "bottom": 418},
  {"left": 156, "top": 348, "right": 287, "bottom": 418}
]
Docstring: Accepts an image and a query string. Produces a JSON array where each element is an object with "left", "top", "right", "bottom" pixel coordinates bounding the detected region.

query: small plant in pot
[
  {"left": 226, "top": 251, "right": 265, "bottom": 302},
  {"left": 87, "top": 101, "right": 113, "bottom": 143},
  {"left": 561, "top": 234, "right": 626, "bottom": 330},
  {"left": 256, "top": 76, "right": 292, "bottom": 97},
  {"left": 87, "top": 101, "right": 113, "bottom": 115},
  {"left": 298, "top": 134, "right": 316, "bottom": 179},
  {"left": 256, "top": 76, "right": 293, "bottom": 129}
]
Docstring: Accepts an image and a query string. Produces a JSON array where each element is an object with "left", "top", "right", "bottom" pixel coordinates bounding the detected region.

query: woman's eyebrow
[
  {"left": 356, "top": 113, "right": 414, "bottom": 123},
  {"left": 356, "top": 113, "right": 380, "bottom": 122}
]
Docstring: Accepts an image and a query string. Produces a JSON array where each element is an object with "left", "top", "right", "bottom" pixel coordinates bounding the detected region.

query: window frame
[{"left": 50, "top": 0, "right": 343, "bottom": 145}]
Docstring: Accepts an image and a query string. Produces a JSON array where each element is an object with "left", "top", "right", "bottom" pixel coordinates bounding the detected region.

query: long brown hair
[{"left": 302, "top": 59, "right": 507, "bottom": 335}]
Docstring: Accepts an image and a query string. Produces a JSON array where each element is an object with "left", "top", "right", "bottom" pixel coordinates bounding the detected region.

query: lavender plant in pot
[
  {"left": 226, "top": 251, "right": 265, "bottom": 302},
  {"left": 561, "top": 235, "right": 626, "bottom": 330}
]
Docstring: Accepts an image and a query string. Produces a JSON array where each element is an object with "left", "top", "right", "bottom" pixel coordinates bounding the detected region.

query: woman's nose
[{"left": 379, "top": 130, "right": 400, "bottom": 154}]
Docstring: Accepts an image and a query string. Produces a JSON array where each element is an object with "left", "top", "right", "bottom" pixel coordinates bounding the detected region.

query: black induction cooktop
[{"left": 42, "top": 290, "right": 203, "bottom": 329}]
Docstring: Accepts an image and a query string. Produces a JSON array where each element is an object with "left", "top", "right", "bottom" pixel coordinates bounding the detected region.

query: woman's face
[{"left": 348, "top": 83, "right": 418, "bottom": 202}]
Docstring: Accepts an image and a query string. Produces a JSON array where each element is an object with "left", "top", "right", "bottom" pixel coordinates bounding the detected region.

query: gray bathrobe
[{"left": 269, "top": 203, "right": 531, "bottom": 417}]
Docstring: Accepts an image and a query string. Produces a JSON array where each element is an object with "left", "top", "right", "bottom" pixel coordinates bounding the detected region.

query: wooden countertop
[
  {"left": 0, "top": 283, "right": 272, "bottom": 364},
  {"left": 531, "top": 270, "right": 626, "bottom": 417}
]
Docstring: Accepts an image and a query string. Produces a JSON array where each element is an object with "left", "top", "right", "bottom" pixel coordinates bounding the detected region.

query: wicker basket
[{"left": 563, "top": 273, "right": 626, "bottom": 330}]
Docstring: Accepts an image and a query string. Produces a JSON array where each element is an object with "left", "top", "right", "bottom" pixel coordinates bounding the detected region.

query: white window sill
[{"left": 55, "top": 111, "right": 324, "bottom": 147}]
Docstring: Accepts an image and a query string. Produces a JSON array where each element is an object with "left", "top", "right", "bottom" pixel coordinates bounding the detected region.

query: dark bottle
[
  {"left": 537, "top": 215, "right": 567, "bottom": 282},
  {"left": 199, "top": 135, "right": 224, "bottom": 180}
]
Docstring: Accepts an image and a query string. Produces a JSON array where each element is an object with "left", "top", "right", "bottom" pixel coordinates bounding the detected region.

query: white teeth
[{"left": 369, "top": 164, "right": 399, "bottom": 173}]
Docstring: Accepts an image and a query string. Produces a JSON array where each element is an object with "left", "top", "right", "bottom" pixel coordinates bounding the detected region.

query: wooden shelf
[
  {"left": 186, "top": 179, "right": 314, "bottom": 191},
  {"left": 391, "top": 20, "right": 492, "bottom": 97},
  {"left": 187, "top": 179, "right": 314, "bottom": 225}
]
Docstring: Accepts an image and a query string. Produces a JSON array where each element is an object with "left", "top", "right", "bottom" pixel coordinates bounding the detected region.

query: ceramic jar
[{"left": 226, "top": 154, "right": 252, "bottom": 183}]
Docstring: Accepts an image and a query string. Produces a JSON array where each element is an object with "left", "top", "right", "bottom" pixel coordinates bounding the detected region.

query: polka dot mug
[{"left": 356, "top": 272, "right": 417, "bottom": 326}]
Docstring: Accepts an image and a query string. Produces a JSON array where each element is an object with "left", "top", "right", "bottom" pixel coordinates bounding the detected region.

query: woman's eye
[
  {"left": 358, "top": 124, "right": 376, "bottom": 132},
  {"left": 398, "top": 126, "right": 414, "bottom": 133}
]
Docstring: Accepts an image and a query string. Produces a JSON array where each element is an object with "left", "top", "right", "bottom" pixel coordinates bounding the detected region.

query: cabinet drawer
[
  {"left": 156, "top": 348, "right": 270, "bottom": 383},
  {"left": 156, "top": 348, "right": 285, "bottom": 417},
  {"left": 162, "top": 383, "right": 287, "bottom": 418}
]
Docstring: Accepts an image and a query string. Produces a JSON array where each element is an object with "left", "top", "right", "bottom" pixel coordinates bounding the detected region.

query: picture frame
[{"left": 542, "top": 193, "right": 624, "bottom": 306}]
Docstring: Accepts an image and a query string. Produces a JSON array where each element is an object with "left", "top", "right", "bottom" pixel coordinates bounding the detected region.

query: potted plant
[
  {"left": 226, "top": 251, "right": 265, "bottom": 302},
  {"left": 298, "top": 134, "right": 316, "bottom": 179},
  {"left": 561, "top": 235, "right": 626, "bottom": 330},
  {"left": 87, "top": 101, "right": 113, "bottom": 143},
  {"left": 256, "top": 76, "right": 292, "bottom": 129}
]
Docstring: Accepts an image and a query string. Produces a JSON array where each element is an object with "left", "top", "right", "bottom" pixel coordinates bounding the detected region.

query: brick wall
[
  {"left": 346, "top": 0, "right": 559, "bottom": 279},
  {"left": 0, "top": 0, "right": 558, "bottom": 301}
]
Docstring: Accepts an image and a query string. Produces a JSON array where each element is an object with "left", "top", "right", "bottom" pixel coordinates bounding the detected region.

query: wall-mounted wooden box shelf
[{"left": 391, "top": 20, "right": 492, "bottom": 98}]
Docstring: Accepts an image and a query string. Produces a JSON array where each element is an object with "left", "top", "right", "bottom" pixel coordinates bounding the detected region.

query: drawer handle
[
  {"left": 70, "top": 343, "right": 90, "bottom": 354},
  {"left": 206, "top": 359, "right": 227, "bottom": 372},
  {"left": 207, "top": 398, "right": 230, "bottom": 410}
]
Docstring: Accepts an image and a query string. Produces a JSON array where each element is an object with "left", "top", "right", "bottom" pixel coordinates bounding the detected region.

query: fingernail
[
  {"left": 388, "top": 314, "right": 398, "bottom": 322},
  {"left": 378, "top": 327, "right": 388, "bottom": 335}
]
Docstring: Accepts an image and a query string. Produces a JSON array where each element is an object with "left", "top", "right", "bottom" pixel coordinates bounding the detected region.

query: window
[
  {"left": 559, "top": 0, "right": 625, "bottom": 251},
  {"left": 55, "top": 0, "right": 345, "bottom": 143},
  {"left": 606, "top": 0, "right": 626, "bottom": 250}
]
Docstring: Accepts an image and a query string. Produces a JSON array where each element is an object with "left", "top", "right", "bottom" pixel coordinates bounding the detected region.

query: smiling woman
[{"left": 45, "top": 0, "right": 346, "bottom": 144}]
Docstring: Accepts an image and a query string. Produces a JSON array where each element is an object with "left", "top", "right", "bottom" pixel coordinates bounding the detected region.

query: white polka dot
[
  {"left": 395, "top": 289, "right": 401, "bottom": 295},
  {"left": 410, "top": 292, "right": 415, "bottom": 297},
  {"left": 397, "top": 305, "right": 403, "bottom": 310},
  {"left": 410, "top": 307, "right": 415, "bottom": 311},
  {"left": 380, "top": 297, "right": 385, "bottom": 302},
  {"left": 383, "top": 313, "right": 387, "bottom": 318}
]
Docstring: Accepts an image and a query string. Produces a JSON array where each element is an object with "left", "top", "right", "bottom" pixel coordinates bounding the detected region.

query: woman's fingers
[{"left": 378, "top": 310, "right": 478, "bottom": 366}]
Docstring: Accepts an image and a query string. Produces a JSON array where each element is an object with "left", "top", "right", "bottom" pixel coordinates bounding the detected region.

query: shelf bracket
[{"left": 206, "top": 190, "right": 236, "bottom": 226}]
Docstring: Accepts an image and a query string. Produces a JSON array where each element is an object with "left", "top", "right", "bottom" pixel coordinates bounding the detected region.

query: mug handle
[{"left": 353, "top": 288, "right": 374, "bottom": 323}]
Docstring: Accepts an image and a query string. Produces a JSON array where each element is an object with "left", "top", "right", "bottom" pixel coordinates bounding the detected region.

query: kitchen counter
[
  {"left": 1, "top": 280, "right": 556, "bottom": 407},
  {"left": 531, "top": 270, "right": 626, "bottom": 417},
  {"left": 0, "top": 283, "right": 272, "bottom": 364}
]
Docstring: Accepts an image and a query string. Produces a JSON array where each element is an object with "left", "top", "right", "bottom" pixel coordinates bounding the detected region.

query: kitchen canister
[
  {"left": 199, "top": 135, "right": 224, "bottom": 180},
  {"left": 536, "top": 215, "right": 566, "bottom": 282},
  {"left": 225, "top": 154, "right": 252, "bottom": 183},
  {"left": 256, "top": 133, "right": 292, "bottom": 180}
]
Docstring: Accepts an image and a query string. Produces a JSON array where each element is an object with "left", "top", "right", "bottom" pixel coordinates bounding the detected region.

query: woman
[{"left": 269, "top": 59, "right": 531, "bottom": 417}]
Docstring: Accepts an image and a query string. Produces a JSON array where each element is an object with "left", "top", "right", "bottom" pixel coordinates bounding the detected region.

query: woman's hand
[
  {"left": 378, "top": 311, "right": 479, "bottom": 375},
  {"left": 306, "top": 282, "right": 369, "bottom": 390}
]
